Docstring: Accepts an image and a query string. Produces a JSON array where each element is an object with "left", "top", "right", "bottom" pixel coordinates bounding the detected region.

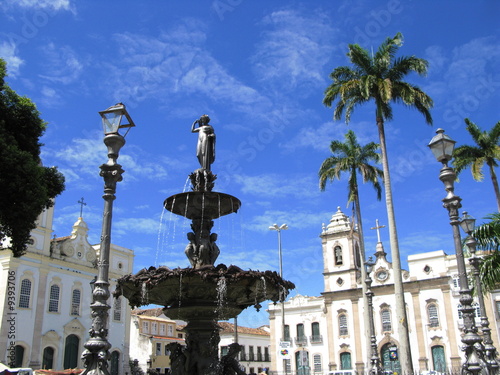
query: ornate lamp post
[
  {"left": 81, "top": 103, "right": 135, "bottom": 375},
  {"left": 428, "top": 129, "right": 486, "bottom": 375},
  {"left": 365, "top": 256, "right": 382, "bottom": 375},
  {"left": 269, "top": 223, "right": 289, "bottom": 373},
  {"left": 460, "top": 212, "right": 500, "bottom": 371}
]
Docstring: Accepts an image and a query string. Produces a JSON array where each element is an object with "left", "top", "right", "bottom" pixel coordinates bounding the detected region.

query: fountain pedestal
[{"left": 116, "top": 116, "right": 294, "bottom": 375}]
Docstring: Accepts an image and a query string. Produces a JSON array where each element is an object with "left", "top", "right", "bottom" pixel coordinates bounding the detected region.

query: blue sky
[{"left": 1, "top": 0, "right": 499, "bottom": 327}]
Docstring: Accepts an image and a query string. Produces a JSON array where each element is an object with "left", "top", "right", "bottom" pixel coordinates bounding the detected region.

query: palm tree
[
  {"left": 453, "top": 118, "right": 500, "bottom": 211},
  {"left": 472, "top": 213, "right": 500, "bottom": 293},
  {"left": 323, "top": 32, "right": 433, "bottom": 374},
  {"left": 319, "top": 129, "right": 383, "bottom": 367}
]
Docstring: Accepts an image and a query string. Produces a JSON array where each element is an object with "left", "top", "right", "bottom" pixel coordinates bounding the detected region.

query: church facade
[
  {"left": 268, "top": 207, "right": 500, "bottom": 374},
  {"left": 0, "top": 205, "right": 134, "bottom": 373}
]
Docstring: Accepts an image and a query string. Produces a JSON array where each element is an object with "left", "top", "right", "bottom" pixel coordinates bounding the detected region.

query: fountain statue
[{"left": 115, "top": 115, "right": 295, "bottom": 375}]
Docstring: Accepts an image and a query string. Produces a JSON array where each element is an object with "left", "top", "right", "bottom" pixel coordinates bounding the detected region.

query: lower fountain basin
[
  {"left": 115, "top": 264, "right": 295, "bottom": 320},
  {"left": 164, "top": 192, "right": 241, "bottom": 220}
]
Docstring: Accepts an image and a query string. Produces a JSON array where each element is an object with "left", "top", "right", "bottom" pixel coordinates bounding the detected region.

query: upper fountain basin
[{"left": 164, "top": 191, "right": 241, "bottom": 220}]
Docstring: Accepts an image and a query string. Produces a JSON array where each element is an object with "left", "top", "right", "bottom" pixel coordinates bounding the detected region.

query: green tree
[
  {"left": 0, "top": 58, "right": 65, "bottom": 257},
  {"left": 319, "top": 129, "right": 383, "bottom": 364},
  {"left": 453, "top": 118, "right": 500, "bottom": 211},
  {"left": 323, "top": 32, "right": 433, "bottom": 374},
  {"left": 472, "top": 213, "right": 500, "bottom": 293}
]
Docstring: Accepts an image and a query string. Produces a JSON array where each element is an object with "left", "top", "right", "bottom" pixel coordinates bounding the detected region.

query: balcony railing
[
  {"left": 309, "top": 334, "right": 323, "bottom": 344},
  {"left": 294, "top": 335, "right": 307, "bottom": 346}
]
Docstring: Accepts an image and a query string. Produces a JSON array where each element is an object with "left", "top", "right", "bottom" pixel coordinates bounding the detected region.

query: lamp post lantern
[
  {"left": 365, "top": 256, "right": 382, "bottom": 375},
  {"left": 269, "top": 223, "right": 289, "bottom": 373},
  {"left": 460, "top": 212, "right": 500, "bottom": 371},
  {"left": 81, "top": 103, "right": 135, "bottom": 375},
  {"left": 428, "top": 128, "right": 487, "bottom": 375}
]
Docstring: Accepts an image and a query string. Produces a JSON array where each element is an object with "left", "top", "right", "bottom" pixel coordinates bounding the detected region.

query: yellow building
[{"left": 130, "top": 308, "right": 185, "bottom": 375}]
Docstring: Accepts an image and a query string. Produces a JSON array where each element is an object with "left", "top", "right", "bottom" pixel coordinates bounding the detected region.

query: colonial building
[
  {"left": 218, "top": 321, "right": 271, "bottom": 374},
  {"left": 129, "top": 308, "right": 186, "bottom": 375},
  {"left": 0, "top": 205, "right": 134, "bottom": 374},
  {"left": 268, "top": 207, "right": 500, "bottom": 375}
]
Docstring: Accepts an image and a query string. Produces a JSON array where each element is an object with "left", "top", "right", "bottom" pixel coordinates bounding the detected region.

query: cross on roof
[
  {"left": 78, "top": 197, "right": 87, "bottom": 218},
  {"left": 370, "top": 219, "right": 386, "bottom": 243}
]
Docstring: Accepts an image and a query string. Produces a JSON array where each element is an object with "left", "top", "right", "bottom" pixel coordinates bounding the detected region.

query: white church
[
  {"left": 268, "top": 207, "right": 500, "bottom": 374},
  {"left": 0, "top": 204, "right": 134, "bottom": 374}
]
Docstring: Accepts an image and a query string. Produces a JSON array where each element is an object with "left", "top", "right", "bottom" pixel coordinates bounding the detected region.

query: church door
[
  {"left": 431, "top": 345, "right": 446, "bottom": 373},
  {"left": 381, "top": 343, "right": 401, "bottom": 374}
]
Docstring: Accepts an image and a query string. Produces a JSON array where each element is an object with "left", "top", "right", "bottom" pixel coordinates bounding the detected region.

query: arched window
[
  {"left": 42, "top": 347, "right": 55, "bottom": 370},
  {"left": 381, "top": 309, "right": 392, "bottom": 332},
  {"left": 14, "top": 345, "right": 24, "bottom": 367},
  {"left": 311, "top": 322, "right": 321, "bottom": 343},
  {"left": 296, "top": 323, "right": 306, "bottom": 345},
  {"left": 354, "top": 243, "right": 361, "bottom": 268},
  {"left": 110, "top": 351, "right": 120, "bottom": 375},
  {"left": 427, "top": 303, "right": 439, "bottom": 328},
  {"left": 431, "top": 345, "right": 446, "bottom": 373},
  {"left": 334, "top": 246, "right": 343, "bottom": 265},
  {"left": 49, "top": 285, "right": 60, "bottom": 313},
  {"left": 313, "top": 354, "right": 322, "bottom": 373},
  {"left": 19, "top": 279, "right": 32, "bottom": 308},
  {"left": 63, "top": 334, "right": 79, "bottom": 369},
  {"left": 340, "top": 352, "right": 351, "bottom": 370},
  {"left": 113, "top": 297, "right": 122, "bottom": 321},
  {"left": 284, "top": 324, "right": 290, "bottom": 341},
  {"left": 71, "top": 289, "right": 81, "bottom": 316},
  {"left": 339, "top": 314, "right": 348, "bottom": 336}
]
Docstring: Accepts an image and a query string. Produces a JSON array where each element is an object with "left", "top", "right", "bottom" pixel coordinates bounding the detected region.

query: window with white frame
[
  {"left": 19, "top": 279, "right": 32, "bottom": 308},
  {"left": 381, "top": 309, "right": 392, "bottom": 332},
  {"left": 151, "top": 322, "right": 158, "bottom": 335},
  {"left": 142, "top": 321, "right": 149, "bottom": 334},
  {"left": 113, "top": 297, "right": 122, "bottom": 321},
  {"left": 427, "top": 303, "right": 439, "bottom": 328},
  {"left": 71, "top": 289, "right": 81, "bottom": 316},
  {"left": 313, "top": 354, "right": 322, "bottom": 372},
  {"left": 48, "top": 284, "right": 60, "bottom": 313},
  {"left": 156, "top": 343, "right": 161, "bottom": 356},
  {"left": 339, "top": 314, "right": 348, "bottom": 336},
  {"left": 160, "top": 323, "right": 166, "bottom": 336},
  {"left": 458, "top": 302, "right": 481, "bottom": 319},
  {"left": 167, "top": 324, "right": 174, "bottom": 337}
]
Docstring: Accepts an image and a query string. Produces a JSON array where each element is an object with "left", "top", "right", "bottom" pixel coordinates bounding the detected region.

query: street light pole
[
  {"left": 428, "top": 129, "right": 487, "bottom": 375},
  {"left": 81, "top": 104, "right": 135, "bottom": 375},
  {"left": 269, "top": 223, "right": 288, "bottom": 374},
  {"left": 460, "top": 212, "right": 500, "bottom": 371},
  {"left": 365, "top": 257, "right": 382, "bottom": 375}
]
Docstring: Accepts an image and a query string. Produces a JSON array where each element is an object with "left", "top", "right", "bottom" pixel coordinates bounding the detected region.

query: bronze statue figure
[{"left": 191, "top": 114, "right": 216, "bottom": 171}]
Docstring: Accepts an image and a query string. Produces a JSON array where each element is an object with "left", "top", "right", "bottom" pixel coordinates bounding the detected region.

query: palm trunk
[
  {"left": 488, "top": 162, "right": 500, "bottom": 212},
  {"left": 354, "top": 194, "right": 371, "bottom": 368},
  {"left": 376, "top": 116, "right": 413, "bottom": 375}
]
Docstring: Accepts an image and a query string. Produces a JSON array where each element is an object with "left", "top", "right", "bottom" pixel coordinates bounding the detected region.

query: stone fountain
[{"left": 115, "top": 115, "right": 295, "bottom": 375}]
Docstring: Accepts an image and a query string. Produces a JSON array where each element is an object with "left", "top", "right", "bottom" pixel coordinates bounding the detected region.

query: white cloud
[
  {"left": 252, "top": 9, "right": 336, "bottom": 93},
  {"left": 282, "top": 120, "right": 379, "bottom": 153},
  {"left": 244, "top": 209, "right": 330, "bottom": 232},
  {"left": 12, "top": 0, "right": 73, "bottom": 11},
  {"left": 233, "top": 173, "right": 320, "bottom": 200},
  {"left": 49, "top": 133, "right": 171, "bottom": 184},
  {"left": 101, "top": 25, "right": 271, "bottom": 118},
  {"left": 0, "top": 42, "right": 24, "bottom": 76},
  {"left": 39, "top": 43, "right": 84, "bottom": 85},
  {"left": 113, "top": 217, "right": 161, "bottom": 236}
]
